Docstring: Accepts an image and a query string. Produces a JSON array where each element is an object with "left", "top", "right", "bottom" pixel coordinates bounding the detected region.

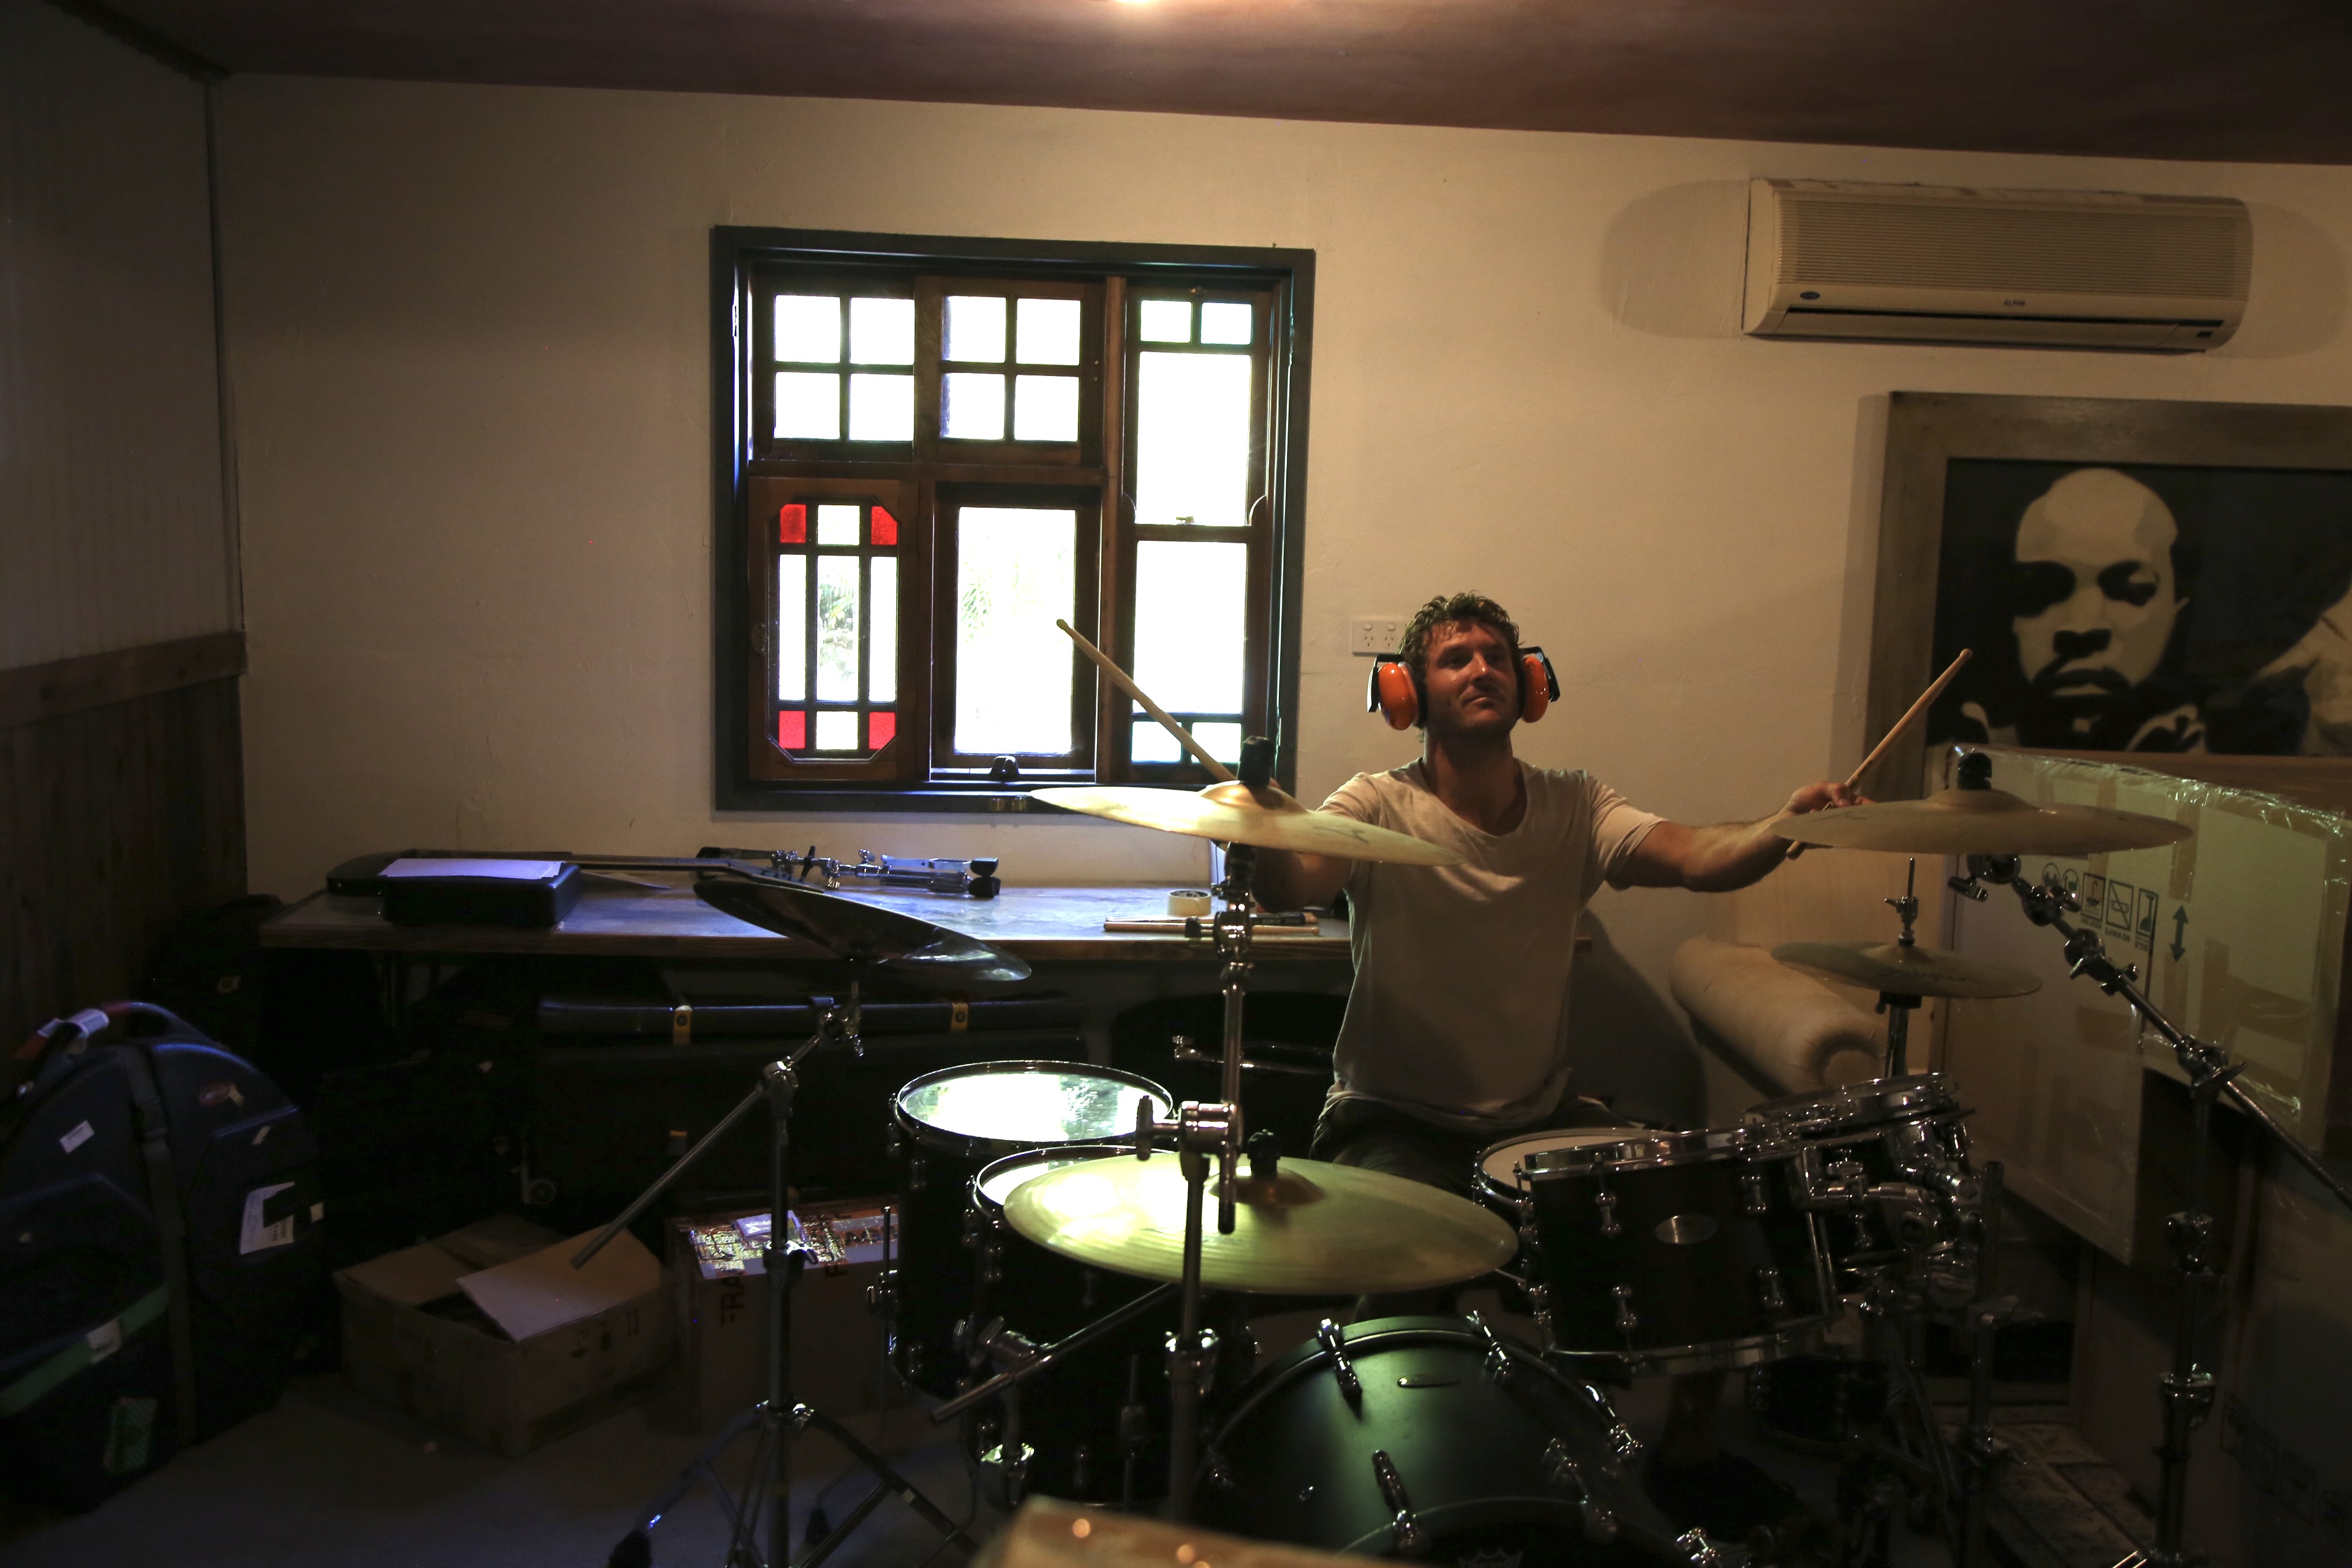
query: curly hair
[{"left": 1400, "top": 592, "right": 1522, "bottom": 676}]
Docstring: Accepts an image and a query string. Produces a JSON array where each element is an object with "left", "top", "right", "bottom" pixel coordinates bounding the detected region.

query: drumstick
[
  {"left": 1785, "top": 648, "right": 1972, "bottom": 858},
  {"left": 1057, "top": 619, "right": 1239, "bottom": 784}
]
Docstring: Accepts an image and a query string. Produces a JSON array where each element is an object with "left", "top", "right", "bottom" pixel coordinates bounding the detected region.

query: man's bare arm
[
  {"left": 1253, "top": 847, "right": 1353, "bottom": 912},
  {"left": 1620, "top": 780, "right": 1861, "bottom": 892}
]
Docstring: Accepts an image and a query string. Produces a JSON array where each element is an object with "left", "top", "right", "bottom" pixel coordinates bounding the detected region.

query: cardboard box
[
  {"left": 654, "top": 1199, "right": 895, "bottom": 1438},
  {"left": 334, "top": 1215, "right": 669, "bottom": 1455}
]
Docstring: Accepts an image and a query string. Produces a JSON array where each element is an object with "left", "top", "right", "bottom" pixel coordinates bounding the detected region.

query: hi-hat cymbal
[
  {"left": 1773, "top": 940, "right": 2042, "bottom": 1000},
  {"left": 1033, "top": 782, "right": 1464, "bottom": 865},
  {"left": 1003, "top": 1153, "right": 1516, "bottom": 1295},
  {"left": 695, "top": 875, "right": 1033, "bottom": 987},
  {"left": 1773, "top": 787, "right": 2190, "bottom": 856}
]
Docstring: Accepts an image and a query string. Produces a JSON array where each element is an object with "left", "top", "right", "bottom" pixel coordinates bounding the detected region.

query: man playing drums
[{"left": 1254, "top": 590, "right": 1860, "bottom": 1536}]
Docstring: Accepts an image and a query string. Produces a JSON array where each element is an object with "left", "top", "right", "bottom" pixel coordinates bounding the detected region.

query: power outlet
[{"left": 1348, "top": 615, "right": 1406, "bottom": 656}]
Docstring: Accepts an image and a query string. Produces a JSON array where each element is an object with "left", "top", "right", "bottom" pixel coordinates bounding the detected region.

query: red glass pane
[
  {"left": 777, "top": 709, "right": 805, "bottom": 750},
  {"left": 778, "top": 504, "right": 807, "bottom": 544},
  {"left": 868, "top": 710, "right": 896, "bottom": 749},
  {"left": 871, "top": 505, "right": 898, "bottom": 546}
]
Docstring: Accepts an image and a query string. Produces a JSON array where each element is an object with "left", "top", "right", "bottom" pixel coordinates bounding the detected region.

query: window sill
[{"left": 713, "top": 782, "right": 1224, "bottom": 815}]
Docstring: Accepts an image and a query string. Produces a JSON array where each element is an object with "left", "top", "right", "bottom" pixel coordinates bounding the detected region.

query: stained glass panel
[
  {"left": 872, "top": 505, "right": 899, "bottom": 546},
  {"left": 814, "top": 710, "right": 859, "bottom": 751},
  {"left": 869, "top": 711, "right": 897, "bottom": 749},
  {"left": 778, "top": 503, "right": 807, "bottom": 544},
  {"left": 777, "top": 556, "right": 806, "bottom": 701},
  {"left": 816, "top": 504, "right": 861, "bottom": 546},
  {"left": 816, "top": 556, "right": 861, "bottom": 701},
  {"left": 954, "top": 508, "right": 1077, "bottom": 755},
  {"left": 869, "top": 556, "right": 898, "bottom": 702},
  {"left": 778, "top": 710, "right": 806, "bottom": 750},
  {"left": 1134, "top": 352, "right": 1251, "bottom": 527}
]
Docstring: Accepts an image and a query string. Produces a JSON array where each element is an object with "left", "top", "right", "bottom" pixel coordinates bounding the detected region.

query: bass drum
[
  {"left": 1196, "top": 1316, "right": 1712, "bottom": 1567},
  {"left": 888, "top": 1062, "right": 1174, "bottom": 1398}
]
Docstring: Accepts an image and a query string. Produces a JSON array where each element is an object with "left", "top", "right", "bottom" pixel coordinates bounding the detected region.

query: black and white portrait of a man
[{"left": 1927, "top": 459, "right": 2352, "bottom": 757}]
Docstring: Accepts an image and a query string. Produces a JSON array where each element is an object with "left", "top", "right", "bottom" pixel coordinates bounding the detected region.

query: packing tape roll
[{"left": 1167, "top": 889, "right": 1213, "bottom": 917}]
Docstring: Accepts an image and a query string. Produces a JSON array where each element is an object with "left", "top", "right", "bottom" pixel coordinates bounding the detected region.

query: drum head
[
  {"left": 974, "top": 1144, "right": 1130, "bottom": 1211},
  {"left": 1476, "top": 1126, "right": 1638, "bottom": 1193},
  {"left": 895, "top": 1061, "right": 1172, "bottom": 1155}
]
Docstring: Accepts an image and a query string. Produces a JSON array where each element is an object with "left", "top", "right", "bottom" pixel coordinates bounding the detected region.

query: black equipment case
[{"left": 0, "top": 1003, "right": 323, "bottom": 1511}]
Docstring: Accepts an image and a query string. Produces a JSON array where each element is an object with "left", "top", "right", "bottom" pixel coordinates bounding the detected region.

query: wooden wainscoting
[{"left": 1, "top": 635, "right": 246, "bottom": 1048}]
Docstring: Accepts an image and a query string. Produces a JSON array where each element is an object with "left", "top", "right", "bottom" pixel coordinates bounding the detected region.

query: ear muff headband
[{"left": 1366, "top": 644, "right": 1559, "bottom": 729}]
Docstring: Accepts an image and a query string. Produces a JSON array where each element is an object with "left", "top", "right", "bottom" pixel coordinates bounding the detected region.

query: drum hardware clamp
[
  {"left": 1539, "top": 1440, "right": 1621, "bottom": 1544},
  {"left": 1315, "top": 1319, "right": 1363, "bottom": 1401}
]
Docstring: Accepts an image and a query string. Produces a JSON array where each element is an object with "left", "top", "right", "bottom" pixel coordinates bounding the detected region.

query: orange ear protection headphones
[{"left": 1366, "top": 645, "right": 1558, "bottom": 731}]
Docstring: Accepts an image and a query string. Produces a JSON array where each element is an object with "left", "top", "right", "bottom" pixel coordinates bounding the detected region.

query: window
[{"left": 715, "top": 230, "right": 1313, "bottom": 807}]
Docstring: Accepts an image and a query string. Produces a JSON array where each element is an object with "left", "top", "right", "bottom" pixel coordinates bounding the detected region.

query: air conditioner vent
[
  {"left": 1744, "top": 179, "right": 2253, "bottom": 352},
  {"left": 1781, "top": 203, "right": 2249, "bottom": 299}
]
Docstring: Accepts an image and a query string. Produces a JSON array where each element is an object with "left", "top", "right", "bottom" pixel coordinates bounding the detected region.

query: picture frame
[{"left": 1868, "top": 391, "right": 2352, "bottom": 810}]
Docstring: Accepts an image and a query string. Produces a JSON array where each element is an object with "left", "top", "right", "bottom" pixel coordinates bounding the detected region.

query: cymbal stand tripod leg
[{"left": 581, "top": 986, "right": 977, "bottom": 1568}]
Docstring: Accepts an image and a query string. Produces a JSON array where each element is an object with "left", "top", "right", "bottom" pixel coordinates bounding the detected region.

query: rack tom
[
  {"left": 1479, "top": 1126, "right": 1834, "bottom": 1375},
  {"left": 1743, "top": 1074, "right": 1979, "bottom": 1303},
  {"left": 886, "top": 1062, "right": 1173, "bottom": 1397}
]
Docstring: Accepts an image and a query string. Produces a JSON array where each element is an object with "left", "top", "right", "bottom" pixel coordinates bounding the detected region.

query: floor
[{"left": 0, "top": 1313, "right": 2134, "bottom": 1568}]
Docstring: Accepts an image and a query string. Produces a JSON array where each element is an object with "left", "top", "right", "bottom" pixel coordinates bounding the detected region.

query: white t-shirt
[{"left": 1319, "top": 761, "right": 1662, "bottom": 1133}]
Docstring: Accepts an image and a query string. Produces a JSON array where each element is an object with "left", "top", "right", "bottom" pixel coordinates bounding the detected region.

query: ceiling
[{"left": 102, "top": 0, "right": 2352, "bottom": 165}]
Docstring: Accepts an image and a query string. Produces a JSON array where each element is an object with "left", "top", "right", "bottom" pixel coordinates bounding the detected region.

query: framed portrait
[{"left": 1869, "top": 392, "right": 2352, "bottom": 807}]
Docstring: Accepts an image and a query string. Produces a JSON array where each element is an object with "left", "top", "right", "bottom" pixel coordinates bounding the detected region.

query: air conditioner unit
[{"left": 1743, "top": 179, "right": 2252, "bottom": 351}]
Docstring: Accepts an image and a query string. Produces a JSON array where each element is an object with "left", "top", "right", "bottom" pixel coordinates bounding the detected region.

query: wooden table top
[{"left": 261, "top": 878, "right": 1354, "bottom": 963}]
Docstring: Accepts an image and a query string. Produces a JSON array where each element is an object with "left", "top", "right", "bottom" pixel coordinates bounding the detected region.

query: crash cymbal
[
  {"left": 1003, "top": 1152, "right": 1516, "bottom": 1295},
  {"left": 1773, "top": 787, "right": 2190, "bottom": 856},
  {"left": 695, "top": 875, "right": 1032, "bottom": 987},
  {"left": 1772, "top": 940, "right": 2042, "bottom": 1000},
  {"left": 1032, "top": 782, "right": 1463, "bottom": 865}
]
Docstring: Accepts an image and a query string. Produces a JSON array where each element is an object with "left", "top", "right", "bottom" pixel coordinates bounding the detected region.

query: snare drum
[
  {"left": 1479, "top": 1126, "right": 1834, "bottom": 1375},
  {"left": 966, "top": 1146, "right": 1184, "bottom": 1502},
  {"left": 1743, "top": 1074, "right": 1979, "bottom": 1302},
  {"left": 887, "top": 1062, "right": 1174, "bottom": 1396}
]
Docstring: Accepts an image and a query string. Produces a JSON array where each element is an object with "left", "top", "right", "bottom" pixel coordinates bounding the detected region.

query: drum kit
[{"left": 579, "top": 744, "right": 2352, "bottom": 1568}]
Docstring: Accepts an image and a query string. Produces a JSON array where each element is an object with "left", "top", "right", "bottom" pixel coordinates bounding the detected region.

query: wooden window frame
[{"left": 712, "top": 227, "right": 1316, "bottom": 812}]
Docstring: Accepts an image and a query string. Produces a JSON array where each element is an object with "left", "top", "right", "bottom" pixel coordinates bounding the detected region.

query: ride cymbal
[
  {"left": 1773, "top": 787, "right": 2190, "bottom": 857},
  {"left": 694, "top": 875, "right": 1032, "bottom": 987},
  {"left": 1772, "top": 940, "right": 2041, "bottom": 1000},
  {"left": 1003, "top": 1153, "right": 1516, "bottom": 1295},
  {"left": 1031, "top": 782, "right": 1463, "bottom": 865}
]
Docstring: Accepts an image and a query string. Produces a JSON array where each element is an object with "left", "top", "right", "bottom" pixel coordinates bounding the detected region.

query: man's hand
[{"left": 1779, "top": 779, "right": 1866, "bottom": 821}]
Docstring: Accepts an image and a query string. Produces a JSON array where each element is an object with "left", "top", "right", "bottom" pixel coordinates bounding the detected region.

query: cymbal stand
[
  {"left": 1878, "top": 859, "right": 1924, "bottom": 1076},
  {"left": 575, "top": 977, "right": 978, "bottom": 1568},
  {"left": 1949, "top": 849, "right": 2352, "bottom": 1568}
]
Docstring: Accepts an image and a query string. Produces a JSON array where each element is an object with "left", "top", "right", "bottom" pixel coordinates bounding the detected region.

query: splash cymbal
[
  {"left": 1003, "top": 1153, "right": 1516, "bottom": 1295},
  {"left": 1773, "top": 787, "right": 2190, "bottom": 856},
  {"left": 1031, "top": 782, "right": 1463, "bottom": 865},
  {"left": 1773, "top": 940, "right": 2042, "bottom": 1000}
]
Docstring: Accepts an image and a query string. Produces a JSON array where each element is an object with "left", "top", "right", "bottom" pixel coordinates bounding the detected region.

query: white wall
[
  {"left": 0, "top": 0, "right": 233, "bottom": 671},
  {"left": 219, "top": 78, "right": 2352, "bottom": 992}
]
